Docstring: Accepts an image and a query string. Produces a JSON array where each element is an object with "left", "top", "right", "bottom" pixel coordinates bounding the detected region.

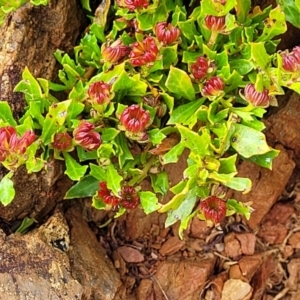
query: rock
[
  {"left": 0, "top": 218, "right": 83, "bottom": 299},
  {"left": 235, "top": 233, "right": 256, "bottom": 255},
  {"left": 136, "top": 279, "right": 154, "bottom": 300},
  {"left": 208, "top": 271, "right": 228, "bottom": 300},
  {"left": 232, "top": 145, "right": 295, "bottom": 229},
  {"left": 258, "top": 203, "right": 294, "bottom": 245},
  {"left": 189, "top": 217, "right": 212, "bottom": 240},
  {"left": 238, "top": 254, "right": 263, "bottom": 281},
  {"left": 287, "top": 258, "right": 300, "bottom": 291},
  {"left": 159, "top": 236, "right": 185, "bottom": 256},
  {"left": 288, "top": 232, "right": 300, "bottom": 249},
  {"left": 117, "top": 246, "right": 144, "bottom": 263},
  {"left": 267, "top": 93, "right": 300, "bottom": 164},
  {"left": 65, "top": 206, "right": 124, "bottom": 300},
  {"left": 229, "top": 265, "right": 246, "bottom": 281},
  {"left": 221, "top": 279, "right": 252, "bottom": 300},
  {"left": 224, "top": 233, "right": 242, "bottom": 260},
  {"left": 251, "top": 255, "right": 277, "bottom": 300},
  {"left": 153, "top": 257, "right": 216, "bottom": 300}
]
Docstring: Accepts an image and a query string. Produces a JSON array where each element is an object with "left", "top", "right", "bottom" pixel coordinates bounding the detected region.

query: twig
[
  {"left": 151, "top": 275, "right": 170, "bottom": 300},
  {"left": 273, "top": 287, "right": 290, "bottom": 300}
]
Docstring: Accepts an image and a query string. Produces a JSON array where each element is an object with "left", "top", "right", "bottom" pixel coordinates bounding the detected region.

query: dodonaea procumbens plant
[{"left": 1, "top": 0, "right": 300, "bottom": 236}]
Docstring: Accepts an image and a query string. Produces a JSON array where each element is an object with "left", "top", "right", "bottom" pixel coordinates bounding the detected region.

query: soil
[{"left": 1, "top": 1, "right": 300, "bottom": 300}]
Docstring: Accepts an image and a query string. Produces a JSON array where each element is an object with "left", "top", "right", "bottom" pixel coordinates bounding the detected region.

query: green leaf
[
  {"left": 165, "top": 186, "right": 198, "bottom": 228},
  {"left": 246, "top": 149, "right": 280, "bottom": 169},
  {"left": 106, "top": 164, "right": 122, "bottom": 195},
  {"left": 90, "top": 163, "right": 107, "bottom": 181},
  {"left": 278, "top": 0, "right": 300, "bottom": 28},
  {"left": 219, "top": 155, "right": 237, "bottom": 174},
  {"left": 138, "top": 191, "right": 160, "bottom": 214},
  {"left": 177, "top": 125, "right": 211, "bottom": 158},
  {"left": 168, "top": 99, "right": 205, "bottom": 125},
  {"left": 256, "top": 6, "right": 287, "bottom": 42},
  {"left": 100, "top": 128, "right": 120, "bottom": 143},
  {"left": 14, "top": 67, "right": 43, "bottom": 103},
  {"left": 30, "top": 0, "right": 49, "bottom": 5},
  {"left": 165, "top": 66, "right": 195, "bottom": 101},
  {"left": 150, "top": 172, "right": 169, "bottom": 195},
  {"left": 148, "top": 129, "right": 166, "bottom": 145},
  {"left": 226, "top": 199, "right": 251, "bottom": 219},
  {"left": 115, "top": 133, "right": 133, "bottom": 168},
  {"left": 250, "top": 42, "right": 270, "bottom": 70},
  {"left": 15, "top": 217, "right": 36, "bottom": 234},
  {"left": 77, "top": 147, "right": 98, "bottom": 162},
  {"left": 231, "top": 123, "right": 272, "bottom": 158},
  {"left": 0, "top": 172, "right": 15, "bottom": 206},
  {"left": 41, "top": 100, "right": 71, "bottom": 144},
  {"left": 0, "top": 102, "right": 17, "bottom": 126},
  {"left": 178, "top": 19, "right": 199, "bottom": 41},
  {"left": 235, "top": 0, "right": 251, "bottom": 22},
  {"left": 64, "top": 175, "right": 99, "bottom": 199},
  {"left": 229, "top": 59, "right": 254, "bottom": 75},
  {"left": 63, "top": 152, "right": 88, "bottom": 181},
  {"left": 162, "top": 143, "right": 185, "bottom": 164},
  {"left": 200, "top": 0, "right": 237, "bottom": 16}
]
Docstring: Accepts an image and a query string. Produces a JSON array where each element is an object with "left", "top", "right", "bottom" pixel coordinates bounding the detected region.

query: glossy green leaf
[
  {"left": 64, "top": 175, "right": 99, "bottom": 199},
  {"left": 150, "top": 172, "right": 169, "bottom": 195},
  {"left": 41, "top": 100, "right": 71, "bottom": 145},
  {"left": 148, "top": 129, "right": 166, "bottom": 145},
  {"left": 277, "top": 0, "right": 300, "bottom": 28},
  {"left": 63, "top": 152, "right": 88, "bottom": 181},
  {"left": 0, "top": 172, "right": 15, "bottom": 206},
  {"left": 15, "top": 217, "right": 36, "bottom": 234},
  {"left": 200, "top": 0, "right": 237, "bottom": 16},
  {"left": 246, "top": 149, "right": 280, "bottom": 169},
  {"left": 106, "top": 164, "right": 122, "bottom": 195},
  {"left": 250, "top": 42, "right": 270, "bottom": 70},
  {"left": 138, "top": 191, "right": 160, "bottom": 214},
  {"left": 235, "top": 0, "right": 251, "bottom": 22},
  {"left": 226, "top": 199, "right": 251, "bottom": 219},
  {"left": 165, "top": 66, "right": 195, "bottom": 101},
  {"left": 162, "top": 143, "right": 185, "bottom": 164},
  {"left": 100, "top": 128, "right": 120, "bottom": 143},
  {"left": 231, "top": 123, "right": 272, "bottom": 158},
  {"left": 229, "top": 59, "right": 254, "bottom": 75},
  {"left": 0, "top": 101, "right": 17, "bottom": 126}
]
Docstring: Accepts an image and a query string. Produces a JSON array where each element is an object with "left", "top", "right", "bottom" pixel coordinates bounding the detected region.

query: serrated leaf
[
  {"left": 138, "top": 191, "right": 160, "bottom": 214},
  {"left": 246, "top": 149, "right": 280, "bottom": 169},
  {"left": 150, "top": 172, "right": 169, "bottom": 195},
  {"left": 250, "top": 42, "right": 270, "bottom": 70},
  {"left": 63, "top": 152, "right": 88, "bottom": 181},
  {"left": 0, "top": 102, "right": 17, "bottom": 126},
  {"left": 106, "top": 164, "right": 122, "bottom": 195},
  {"left": 64, "top": 175, "right": 99, "bottom": 199},
  {"left": 165, "top": 66, "right": 195, "bottom": 101},
  {"left": 226, "top": 199, "right": 251, "bottom": 219},
  {"left": 231, "top": 123, "right": 272, "bottom": 158}
]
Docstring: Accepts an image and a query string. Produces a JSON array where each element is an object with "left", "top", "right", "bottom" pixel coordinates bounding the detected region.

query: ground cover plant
[{"left": 1, "top": 0, "right": 300, "bottom": 237}]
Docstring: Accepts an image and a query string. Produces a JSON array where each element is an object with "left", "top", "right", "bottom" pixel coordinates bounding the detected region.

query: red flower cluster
[
  {"left": 129, "top": 36, "right": 158, "bottom": 66},
  {"left": 0, "top": 126, "right": 35, "bottom": 165},
  {"left": 102, "top": 39, "right": 129, "bottom": 64},
  {"left": 243, "top": 84, "right": 270, "bottom": 107},
  {"left": 120, "top": 104, "right": 150, "bottom": 133},
  {"left": 191, "top": 56, "right": 209, "bottom": 80},
  {"left": 116, "top": 0, "right": 149, "bottom": 11},
  {"left": 88, "top": 81, "right": 112, "bottom": 105},
  {"left": 202, "top": 76, "right": 225, "bottom": 97},
  {"left": 281, "top": 46, "right": 300, "bottom": 73},
  {"left": 52, "top": 132, "right": 73, "bottom": 151},
  {"left": 200, "top": 196, "right": 226, "bottom": 223},
  {"left": 205, "top": 15, "right": 226, "bottom": 32},
  {"left": 97, "top": 182, "right": 140, "bottom": 209},
  {"left": 73, "top": 121, "right": 101, "bottom": 151},
  {"left": 154, "top": 22, "right": 181, "bottom": 45}
]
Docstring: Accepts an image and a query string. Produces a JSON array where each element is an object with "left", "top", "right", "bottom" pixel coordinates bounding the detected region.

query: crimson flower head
[
  {"left": 154, "top": 22, "right": 181, "bottom": 45},
  {"left": 52, "top": 132, "right": 73, "bottom": 151},
  {"left": 129, "top": 36, "right": 158, "bottom": 67},
  {"left": 73, "top": 121, "right": 101, "bottom": 151},
  {"left": 120, "top": 186, "right": 140, "bottom": 209},
  {"left": 243, "top": 84, "right": 270, "bottom": 107},
  {"left": 98, "top": 182, "right": 119, "bottom": 207},
  {"left": 0, "top": 126, "right": 35, "bottom": 169},
  {"left": 116, "top": 0, "right": 149, "bottom": 11},
  {"left": 88, "top": 81, "right": 112, "bottom": 105},
  {"left": 281, "top": 46, "right": 300, "bottom": 73},
  {"left": 205, "top": 15, "right": 226, "bottom": 32},
  {"left": 202, "top": 76, "right": 225, "bottom": 97},
  {"left": 120, "top": 104, "right": 151, "bottom": 133},
  {"left": 102, "top": 39, "right": 129, "bottom": 64},
  {"left": 200, "top": 196, "right": 226, "bottom": 223},
  {"left": 191, "top": 56, "right": 209, "bottom": 80}
]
